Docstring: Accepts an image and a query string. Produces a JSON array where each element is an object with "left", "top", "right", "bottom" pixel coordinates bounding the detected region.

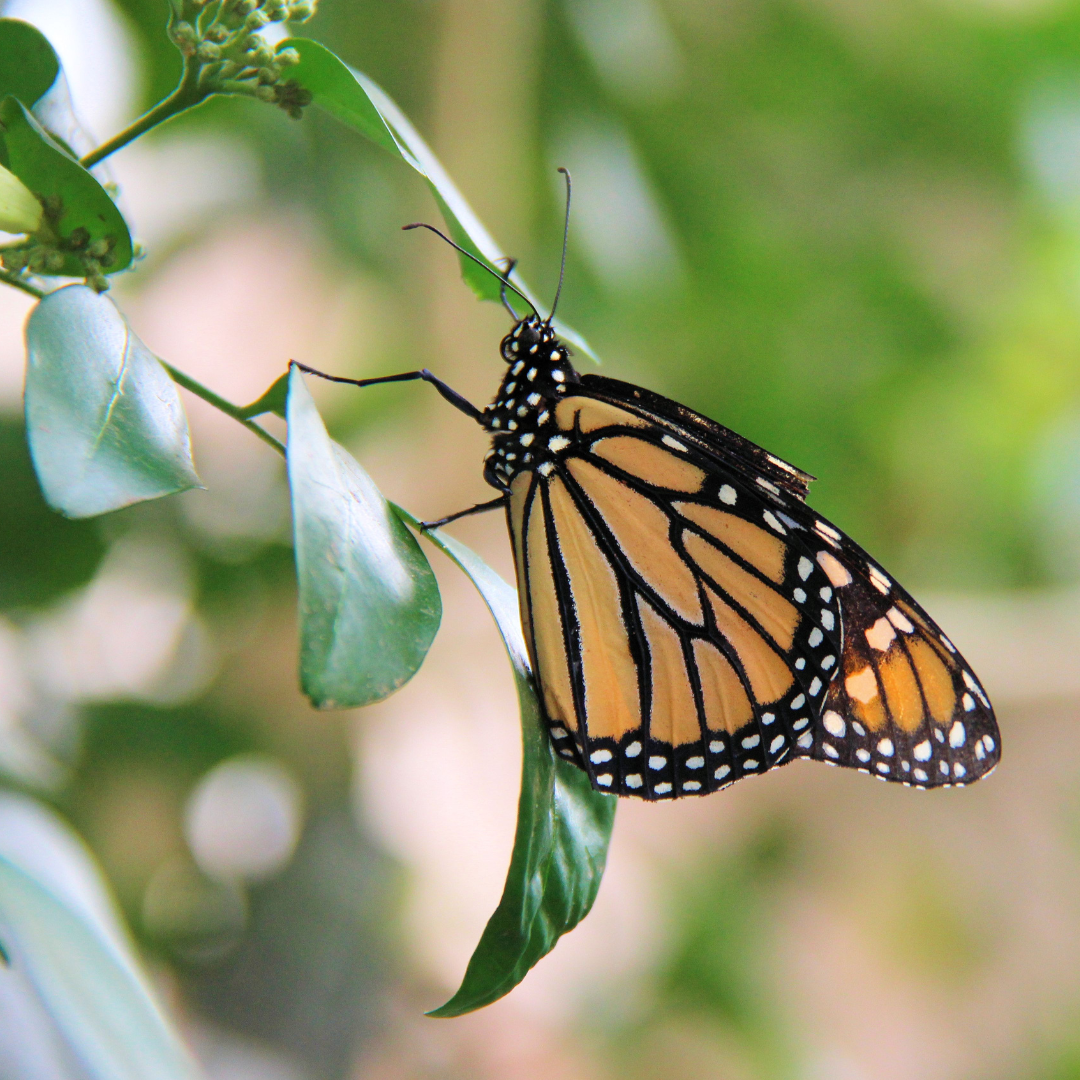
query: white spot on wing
[
  {"left": 816, "top": 550, "right": 852, "bottom": 587},
  {"left": 648, "top": 755, "right": 667, "bottom": 770},
  {"left": 719, "top": 485, "right": 737, "bottom": 505},
  {"left": 625, "top": 774, "right": 642, "bottom": 788},
  {"left": 625, "top": 740, "right": 642, "bottom": 757},
  {"left": 865, "top": 617, "right": 896, "bottom": 652},
  {"left": 823, "top": 711, "right": 845, "bottom": 738},
  {"left": 662, "top": 435, "right": 687, "bottom": 452},
  {"left": 798, "top": 557, "right": 813, "bottom": 580},
  {"left": 763, "top": 510, "right": 786, "bottom": 534},
  {"left": 869, "top": 566, "right": 891, "bottom": 594},
  {"left": 590, "top": 748, "right": 613, "bottom": 764}
]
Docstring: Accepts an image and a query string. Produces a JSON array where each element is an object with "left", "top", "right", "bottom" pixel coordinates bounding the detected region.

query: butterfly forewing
[
  {"left": 806, "top": 532, "right": 1000, "bottom": 787},
  {"left": 508, "top": 394, "right": 846, "bottom": 800}
]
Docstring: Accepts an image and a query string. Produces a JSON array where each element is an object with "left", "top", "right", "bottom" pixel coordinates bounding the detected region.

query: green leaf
[
  {"left": 0, "top": 19, "right": 60, "bottom": 108},
  {"left": 0, "top": 160, "right": 42, "bottom": 233},
  {"left": 25, "top": 285, "right": 201, "bottom": 519},
  {"left": 286, "top": 367, "right": 441, "bottom": 708},
  {"left": 0, "top": 96, "right": 133, "bottom": 277},
  {"left": 392, "top": 506, "right": 617, "bottom": 1017},
  {"left": 279, "top": 38, "right": 598, "bottom": 363},
  {"left": 0, "top": 793, "right": 202, "bottom": 1080}
]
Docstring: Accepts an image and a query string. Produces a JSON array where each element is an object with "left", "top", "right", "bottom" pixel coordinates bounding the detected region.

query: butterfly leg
[
  {"left": 289, "top": 361, "right": 485, "bottom": 423},
  {"left": 420, "top": 495, "right": 508, "bottom": 531}
]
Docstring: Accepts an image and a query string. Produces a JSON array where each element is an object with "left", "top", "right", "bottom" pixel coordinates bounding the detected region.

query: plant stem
[
  {"left": 81, "top": 59, "right": 206, "bottom": 168},
  {"left": 0, "top": 269, "right": 45, "bottom": 299},
  {"left": 161, "top": 361, "right": 286, "bottom": 456}
]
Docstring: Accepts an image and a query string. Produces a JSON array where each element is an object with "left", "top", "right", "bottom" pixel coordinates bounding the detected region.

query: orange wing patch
[
  {"left": 566, "top": 458, "right": 703, "bottom": 624},
  {"left": 683, "top": 531, "right": 799, "bottom": 651},
  {"left": 547, "top": 477, "right": 641, "bottom": 741},
  {"left": 705, "top": 588, "right": 794, "bottom": 705},
  {"left": 555, "top": 396, "right": 650, "bottom": 435},
  {"left": 591, "top": 435, "right": 706, "bottom": 493},
  {"left": 637, "top": 599, "right": 701, "bottom": 747},
  {"left": 675, "top": 502, "right": 787, "bottom": 583},
  {"left": 693, "top": 638, "right": 754, "bottom": 734},
  {"left": 522, "top": 479, "right": 578, "bottom": 735}
]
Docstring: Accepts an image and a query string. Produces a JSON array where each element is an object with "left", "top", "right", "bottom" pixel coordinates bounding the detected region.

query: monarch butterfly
[{"left": 297, "top": 171, "right": 1000, "bottom": 800}]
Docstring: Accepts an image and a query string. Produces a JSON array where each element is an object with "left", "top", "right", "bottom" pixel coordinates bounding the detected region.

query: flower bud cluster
[
  {"left": 1, "top": 195, "right": 117, "bottom": 292},
  {"left": 168, "top": 0, "right": 316, "bottom": 120}
]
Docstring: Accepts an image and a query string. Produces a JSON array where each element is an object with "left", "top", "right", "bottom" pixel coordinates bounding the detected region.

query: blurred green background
[{"left": 2, "top": 0, "right": 1080, "bottom": 1076}]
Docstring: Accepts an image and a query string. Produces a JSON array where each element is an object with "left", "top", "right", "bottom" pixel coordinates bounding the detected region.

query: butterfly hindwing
[{"left": 508, "top": 393, "right": 845, "bottom": 799}]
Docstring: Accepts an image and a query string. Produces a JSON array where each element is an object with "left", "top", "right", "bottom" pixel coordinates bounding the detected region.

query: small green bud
[
  {"left": 2, "top": 249, "right": 29, "bottom": 272},
  {"left": 44, "top": 251, "right": 65, "bottom": 272},
  {"left": 256, "top": 65, "right": 280, "bottom": 85},
  {"left": 196, "top": 41, "right": 222, "bottom": 61},
  {"left": 0, "top": 163, "right": 42, "bottom": 234},
  {"left": 276, "top": 47, "right": 300, "bottom": 66},
  {"left": 289, "top": 0, "right": 316, "bottom": 21},
  {"left": 171, "top": 20, "right": 196, "bottom": 43},
  {"left": 255, "top": 85, "right": 277, "bottom": 103},
  {"left": 233, "top": 0, "right": 256, "bottom": 15},
  {"left": 68, "top": 227, "right": 90, "bottom": 250},
  {"left": 274, "top": 79, "right": 312, "bottom": 118},
  {"left": 206, "top": 24, "right": 229, "bottom": 43},
  {"left": 264, "top": 0, "right": 288, "bottom": 21},
  {"left": 87, "top": 238, "right": 111, "bottom": 258},
  {"left": 245, "top": 9, "right": 268, "bottom": 27}
]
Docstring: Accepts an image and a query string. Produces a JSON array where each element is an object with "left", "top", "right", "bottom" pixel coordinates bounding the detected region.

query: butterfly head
[{"left": 501, "top": 313, "right": 550, "bottom": 363}]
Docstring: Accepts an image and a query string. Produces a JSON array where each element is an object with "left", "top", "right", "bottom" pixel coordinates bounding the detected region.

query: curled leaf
[
  {"left": 393, "top": 508, "right": 617, "bottom": 1017},
  {"left": 286, "top": 368, "right": 441, "bottom": 708}
]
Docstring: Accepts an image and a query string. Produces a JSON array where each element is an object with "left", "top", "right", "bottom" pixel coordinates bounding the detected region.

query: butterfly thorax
[{"left": 483, "top": 313, "right": 580, "bottom": 490}]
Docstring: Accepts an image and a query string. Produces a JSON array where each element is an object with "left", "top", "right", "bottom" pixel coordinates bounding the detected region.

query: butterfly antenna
[
  {"left": 499, "top": 258, "right": 520, "bottom": 319},
  {"left": 546, "top": 167, "right": 572, "bottom": 325},
  {"left": 402, "top": 223, "right": 538, "bottom": 316}
]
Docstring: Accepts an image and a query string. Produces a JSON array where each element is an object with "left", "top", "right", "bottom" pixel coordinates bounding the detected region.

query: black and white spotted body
[{"left": 483, "top": 314, "right": 579, "bottom": 491}]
